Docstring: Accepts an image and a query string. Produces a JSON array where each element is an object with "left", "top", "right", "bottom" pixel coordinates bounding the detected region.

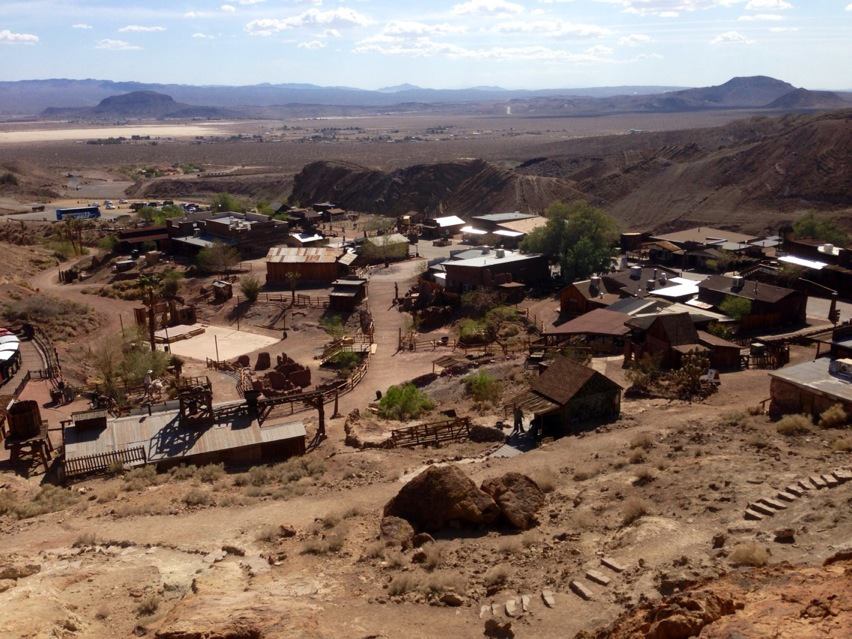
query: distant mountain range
[
  {"left": 2, "top": 75, "right": 848, "bottom": 119},
  {"left": 0, "top": 78, "right": 685, "bottom": 115}
]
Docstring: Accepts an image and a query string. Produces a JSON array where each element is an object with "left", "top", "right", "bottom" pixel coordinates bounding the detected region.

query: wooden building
[
  {"left": 559, "top": 276, "right": 620, "bottom": 318},
  {"left": 625, "top": 312, "right": 742, "bottom": 370},
  {"left": 697, "top": 275, "right": 807, "bottom": 331},
  {"left": 265, "top": 246, "right": 344, "bottom": 284},
  {"left": 542, "top": 308, "right": 629, "bottom": 355},
  {"left": 329, "top": 278, "right": 367, "bottom": 312},
  {"left": 442, "top": 249, "right": 548, "bottom": 292},
  {"left": 513, "top": 357, "right": 622, "bottom": 437}
]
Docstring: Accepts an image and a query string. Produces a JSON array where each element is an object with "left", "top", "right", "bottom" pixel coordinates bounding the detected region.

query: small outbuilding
[
  {"left": 542, "top": 308, "right": 629, "bottom": 355},
  {"left": 514, "top": 356, "right": 622, "bottom": 437},
  {"left": 769, "top": 358, "right": 852, "bottom": 418},
  {"left": 265, "top": 246, "right": 343, "bottom": 284},
  {"left": 329, "top": 278, "right": 368, "bottom": 312}
]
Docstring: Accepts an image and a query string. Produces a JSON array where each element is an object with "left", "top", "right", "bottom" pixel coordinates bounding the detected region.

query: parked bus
[{"left": 55, "top": 205, "right": 101, "bottom": 221}]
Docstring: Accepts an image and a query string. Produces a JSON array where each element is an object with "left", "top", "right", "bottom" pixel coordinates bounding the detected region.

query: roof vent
[
  {"left": 646, "top": 278, "right": 656, "bottom": 291},
  {"left": 630, "top": 265, "right": 642, "bottom": 279},
  {"left": 495, "top": 248, "right": 505, "bottom": 258},
  {"left": 659, "top": 272, "right": 668, "bottom": 285},
  {"left": 732, "top": 275, "right": 744, "bottom": 290},
  {"left": 481, "top": 246, "right": 490, "bottom": 255}
]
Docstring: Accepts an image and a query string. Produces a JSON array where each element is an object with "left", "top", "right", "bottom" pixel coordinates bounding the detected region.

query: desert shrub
[
  {"left": 484, "top": 565, "right": 509, "bottom": 588},
  {"left": 775, "top": 414, "right": 812, "bottom": 436},
  {"left": 720, "top": 411, "right": 745, "bottom": 427},
  {"left": 422, "top": 571, "right": 465, "bottom": 595},
  {"left": 384, "top": 548, "right": 405, "bottom": 568},
  {"left": 521, "top": 531, "right": 540, "bottom": 547},
  {"left": 97, "top": 235, "right": 118, "bottom": 251},
  {"left": 420, "top": 541, "right": 446, "bottom": 571},
  {"left": 668, "top": 351, "right": 711, "bottom": 399},
  {"left": 573, "top": 466, "right": 600, "bottom": 482},
  {"left": 458, "top": 318, "right": 487, "bottom": 342},
  {"left": 707, "top": 322, "right": 735, "bottom": 340},
  {"left": 634, "top": 468, "right": 656, "bottom": 486},
  {"left": 122, "top": 465, "right": 160, "bottom": 491},
  {"left": 463, "top": 371, "right": 502, "bottom": 404},
  {"left": 629, "top": 432, "right": 654, "bottom": 450},
  {"left": 73, "top": 532, "right": 99, "bottom": 547},
  {"left": 182, "top": 488, "right": 214, "bottom": 507},
  {"left": 195, "top": 463, "right": 224, "bottom": 484},
  {"left": 96, "top": 488, "right": 118, "bottom": 504},
  {"left": 211, "top": 193, "right": 248, "bottom": 213},
  {"left": 302, "top": 527, "right": 346, "bottom": 555},
  {"left": 460, "top": 288, "right": 499, "bottom": 316},
  {"left": 320, "top": 314, "right": 345, "bottom": 339},
  {"left": 831, "top": 435, "right": 852, "bottom": 452},
  {"left": 196, "top": 241, "right": 239, "bottom": 274},
  {"left": 819, "top": 403, "right": 849, "bottom": 429},
  {"left": 362, "top": 541, "right": 386, "bottom": 560},
  {"left": 1, "top": 485, "right": 80, "bottom": 519},
  {"left": 255, "top": 525, "right": 281, "bottom": 543},
  {"left": 328, "top": 351, "right": 361, "bottom": 375},
  {"left": 793, "top": 212, "right": 849, "bottom": 246},
  {"left": 574, "top": 509, "right": 596, "bottom": 530},
  {"left": 388, "top": 573, "right": 420, "bottom": 596},
  {"left": 729, "top": 542, "right": 769, "bottom": 567},
  {"left": 136, "top": 595, "right": 160, "bottom": 617},
  {"left": 239, "top": 275, "right": 261, "bottom": 303},
  {"left": 4, "top": 293, "right": 88, "bottom": 323},
  {"left": 168, "top": 465, "right": 196, "bottom": 481},
  {"left": 747, "top": 432, "right": 769, "bottom": 449},
  {"left": 626, "top": 353, "right": 662, "bottom": 394},
  {"left": 621, "top": 497, "right": 650, "bottom": 526},
  {"left": 378, "top": 383, "right": 434, "bottom": 420}
]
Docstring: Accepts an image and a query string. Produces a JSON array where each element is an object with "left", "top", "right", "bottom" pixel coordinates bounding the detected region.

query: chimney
[{"left": 646, "top": 278, "right": 655, "bottom": 291}]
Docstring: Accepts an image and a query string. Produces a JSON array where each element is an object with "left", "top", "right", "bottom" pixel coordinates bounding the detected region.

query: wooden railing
[
  {"left": 390, "top": 417, "right": 472, "bottom": 448},
  {"left": 63, "top": 445, "right": 146, "bottom": 480}
]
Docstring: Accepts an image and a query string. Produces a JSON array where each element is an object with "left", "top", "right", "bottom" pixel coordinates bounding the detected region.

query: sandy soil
[
  {"left": 0, "top": 122, "right": 242, "bottom": 144},
  {"left": 161, "top": 324, "right": 281, "bottom": 362}
]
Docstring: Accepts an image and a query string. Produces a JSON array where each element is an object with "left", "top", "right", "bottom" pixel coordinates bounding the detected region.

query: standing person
[{"left": 512, "top": 403, "right": 525, "bottom": 435}]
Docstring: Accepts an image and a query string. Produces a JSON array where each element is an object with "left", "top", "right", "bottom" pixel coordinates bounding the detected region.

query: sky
[{"left": 1, "top": 0, "right": 850, "bottom": 90}]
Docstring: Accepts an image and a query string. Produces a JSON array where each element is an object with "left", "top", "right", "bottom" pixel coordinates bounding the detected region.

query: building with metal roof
[{"left": 769, "top": 358, "right": 852, "bottom": 417}]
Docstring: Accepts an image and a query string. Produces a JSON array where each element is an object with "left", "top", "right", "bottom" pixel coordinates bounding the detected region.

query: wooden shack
[
  {"left": 513, "top": 356, "right": 622, "bottom": 437},
  {"left": 265, "top": 246, "right": 343, "bottom": 284}
]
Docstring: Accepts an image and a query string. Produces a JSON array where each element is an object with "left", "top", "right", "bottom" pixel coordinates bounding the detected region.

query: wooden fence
[
  {"left": 390, "top": 417, "right": 472, "bottom": 448},
  {"left": 63, "top": 445, "right": 147, "bottom": 480}
]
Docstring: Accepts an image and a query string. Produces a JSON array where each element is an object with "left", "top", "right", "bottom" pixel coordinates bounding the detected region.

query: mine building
[
  {"left": 265, "top": 246, "right": 346, "bottom": 284},
  {"left": 697, "top": 275, "right": 807, "bottom": 331},
  {"left": 441, "top": 248, "right": 549, "bottom": 292}
]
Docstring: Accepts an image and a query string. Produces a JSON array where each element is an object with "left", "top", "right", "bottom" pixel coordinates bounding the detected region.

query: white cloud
[
  {"left": 768, "top": 26, "right": 798, "bottom": 31},
  {"left": 452, "top": 0, "right": 524, "bottom": 16},
  {"left": 602, "top": 1, "right": 745, "bottom": 17},
  {"left": 245, "top": 8, "right": 372, "bottom": 36},
  {"left": 221, "top": 4, "right": 236, "bottom": 13},
  {"left": 710, "top": 30, "right": 754, "bottom": 44},
  {"left": 118, "top": 25, "right": 166, "bottom": 33},
  {"left": 237, "top": 0, "right": 267, "bottom": 4},
  {"left": 745, "top": 0, "right": 792, "bottom": 9},
  {"left": 321, "top": 29, "right": 342, "bottom": 38},
  {"left": 192, "top": 33, "right": 215, "bottom": 39},
  {"left": 493, "top": 20, "right": 611, "bottom": 38},
  {"left": 96, "top": 38, "right": 141, "bottom": 50},
  {"left": 846, "top": 2, "right": 852, "bottom": 9},
  {"left": 0, "top": 29, "right": 39, "bottom": 44},
  {"left": 298, "top": 40, "right": 326, "bottom": 49},
  {"left": 72, "top": 23, "right": 92, "bottom": 30},
  {"left": 738, "top": 13, "right": 783, "bottom": 21},
  {"left": 618, "top": 33, "right": 653, "bottom": 46},
  {"left": 383, "top": 21, "right": 467, "bottom": 36}
]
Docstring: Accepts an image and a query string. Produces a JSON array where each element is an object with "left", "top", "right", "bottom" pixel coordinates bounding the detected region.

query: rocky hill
[
  {"left": 767, "top": 88, "right": 849, "bottom": 110},
  {"left": 288, "top": 111, "right": 851, "bottom": 231},
  {"left": 42, "top": 90, "right": 234, "bottom": 120},
  {"left": 290, "top": 159, "right": 582, "bottom": 216}
]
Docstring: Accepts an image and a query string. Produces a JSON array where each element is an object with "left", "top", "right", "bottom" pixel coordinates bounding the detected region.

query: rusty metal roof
[{"left": 266, "top": 246, "right": 341, "bottom": 264}]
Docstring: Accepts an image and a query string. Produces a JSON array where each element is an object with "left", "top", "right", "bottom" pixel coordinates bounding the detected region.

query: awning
[{"left": 512, "top": 390, "right": 560, "bottom": 416}]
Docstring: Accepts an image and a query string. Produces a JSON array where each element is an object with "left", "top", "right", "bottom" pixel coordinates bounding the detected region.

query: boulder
[
  {"left": 384, "top": 465, "right": 499, "bottom": 532},
  {"left": 0, "top": 563, "right": 41, "bottom": 580},
  {"left": 379, "top": 516, "right": 414, "bottom": 549},
  {"left": 480, "top": 473, "right": 545, "bottom": 530},
  {"left": 469, "top": 424, "right": 507, "bottom": 443}
]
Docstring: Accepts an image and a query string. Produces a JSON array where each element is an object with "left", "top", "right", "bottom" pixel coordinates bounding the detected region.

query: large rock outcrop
[
  {"left": 384, "top": 465, "right": 499, "bottom": 532},
  {"left": 480, "top": 472, "right": 545, "bottom": 530}
]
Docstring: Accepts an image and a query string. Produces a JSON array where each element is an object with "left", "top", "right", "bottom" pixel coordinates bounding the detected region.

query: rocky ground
[{"left": 0, "top": 360, "right": 849, "bottom": 638}]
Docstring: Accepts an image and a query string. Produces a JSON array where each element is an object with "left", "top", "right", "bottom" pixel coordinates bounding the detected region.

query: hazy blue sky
[{"left": 1, "top": 0, "right": 850, "bottom": 89}]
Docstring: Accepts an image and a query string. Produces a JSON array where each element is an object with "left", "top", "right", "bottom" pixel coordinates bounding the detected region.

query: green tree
[
  {"left": 720, "top": 295, "right": 752, "bottom": 321},
  {"left": 378, "top": 383, "right": 435, "bottom": 420},
  {"left": 240, "top": 274, "right": 261, "bottom": 303},
  {"left": 793, "top": 213, "right": 849, "bottom": 246},
  {"left": 463, "top": 371, "right": 502, "bottom": 405},
  {"left": 196, "top": 241, "right": 240, "bottom": 275},
  {"left": 520, "top": 201, "right": 618, "bottom": 282},
  {"left": 159, "top": 270, "right": 183, "bottom": 299},
  {"left": 211, "top": 193, "right": 247, "bottom": 213}
]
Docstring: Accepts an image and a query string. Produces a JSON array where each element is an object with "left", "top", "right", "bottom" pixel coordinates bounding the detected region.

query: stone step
[
  {"left": 541, "top": 590, "right": 556, "bottom": 608},
  {"left": 776, "top": 491, "right": 798, "bottom": 502},
  {"left": 570, "top": 580, "right": 594, "bottom": 601},
  {"left": 821, "top": 474, "right": 839, "bottom": 488},
  {"left": 586, "top": 570, "right": 611, "bottom": 586},
  {"left": 748, "top": 502, "right": 776, "bottom": 517},
  {"left": 785, "top": 485, "right": 804, "bottom": 497},
  {"left": 833, "top": 469, "right": 852, "bottom": 482},
  {"left": 601, "top": 557, "right": 626, "bottom": 573},
  {"left": 491, "top": 602, "right": 501, "bottom": 616},
  {"left": 521, "top": 594, "right": 531, "bottom": 613},
  {"left": 797, "top": 479, "right": 813, "bottom": 491},
  {"left": 809, "top": 475, "right": 828, "bottom": 489},
  {"left": 758, "top": 497, "right": 786, "bottom": 510},
  {"left": 480, "top": 605, "right": 491, "bottom": 619},
  {"left": 744, "top": 508, "right": 764, "bottom": 521}
]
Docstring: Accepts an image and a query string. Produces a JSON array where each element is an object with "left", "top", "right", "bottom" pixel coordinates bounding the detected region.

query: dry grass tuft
[
  {"left": 729, "top": 542, "right": 769, "bottom": 567},
  {"left": 529, "top": 467, "right": 558, "bottom": 492},
  {"left": 629, "top": 432, "right": 654, "bottom": 450},
  {"left": 621, "top": 497, "right": 650, "bottom": 526},
  {"left": 135, "top": 595, "right": 160, "bottom": 617},
  {"left": 775, "top": 414, "right": 812, "bottom": 436},
  {"left": 497, "top": 537, "right": 522, "bottom": 555},
  {"left": 388, "top": 573, "right": 420, "bottom": 596},
  {"left": 819, "top": 403, "right": 849, "bottom": 429},
  {"left": 628, "top": 449, "right": 646, "bottom": 465},
  {"left": 831, "top": 436, "right": 852, "bottom": 452},
  {"left": 484, "top": 564, "right": 510, "bottom": 588},
  {"left": 420, "top": 541, "right": 446, "bottom": 571},
  {"left": 573, "top": 465, "right": 600, "bottom": 482},
  {"left": 182, "top": 488, "right": 214, "bottom": 507}
]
